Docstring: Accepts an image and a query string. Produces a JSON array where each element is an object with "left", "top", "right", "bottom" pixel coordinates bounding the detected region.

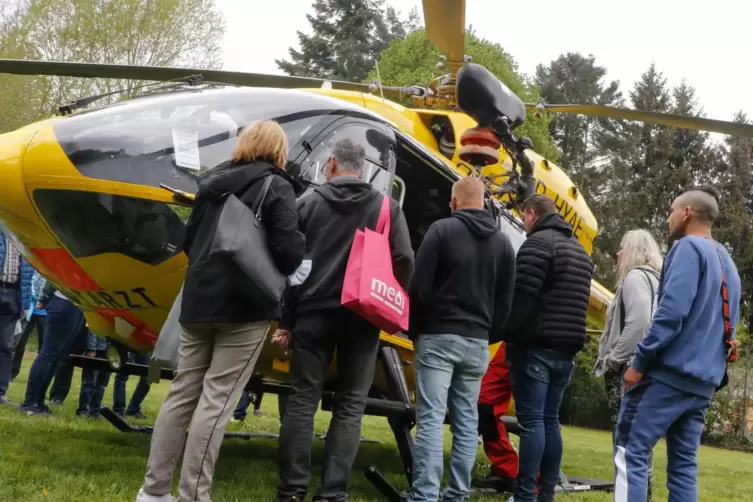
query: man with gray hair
[
  {"left": 275, "top": 136, "right": 414, "bottom": 502},
  {"left": 615, "top": 185, "right": 741, "bottom": 502}
]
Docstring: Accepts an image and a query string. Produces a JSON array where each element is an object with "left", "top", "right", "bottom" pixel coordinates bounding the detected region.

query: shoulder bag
[
  {"left": 341, "top": 195, "right": 409, "bottom": 334},
  {"left": 208, "top": 174, "right": 287, "bottom": 313}
]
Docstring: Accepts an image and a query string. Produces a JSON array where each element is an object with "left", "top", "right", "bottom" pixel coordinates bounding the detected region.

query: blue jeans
[
  {"left": 614, "top": 377, "right": 710, "bottom": 502},
  {"left": 78, "top": 349, "right": 111, "bottom": 416},
  {"left": 234, "top": 390, "right": 289, "bottom": 422},
  {"left": 113, "top": 352, "right": 151, "bottom": 415},
  {"left": 508, "top": 347, "right": 575, "bottom": 502},
  {"left": 409, "top": 334, "right": 490, "bottom": 502},
  {"left": 0, "top": 285, "right": 21, "bottom": 397},
  {"left": 233, "top": 390, "right": 253, "bottom": 421},
  {"left": 22, "top": 296, "right": 87, "bottom": 410}
]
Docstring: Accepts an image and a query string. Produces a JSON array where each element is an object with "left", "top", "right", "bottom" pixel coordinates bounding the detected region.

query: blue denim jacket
[
  {"left": 27, "top": 271, "right": 48, "bottom": 320},
  {"left": 87, "top": 332, "right": 109, "bottom": 352},
  {"left": 0, "top": 231, "right": 33, "bottom": 310}
]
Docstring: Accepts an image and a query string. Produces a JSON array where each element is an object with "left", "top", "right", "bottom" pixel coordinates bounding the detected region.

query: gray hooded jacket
[{"left": 594, "top": 265, "right": 660, "bottom": 377}]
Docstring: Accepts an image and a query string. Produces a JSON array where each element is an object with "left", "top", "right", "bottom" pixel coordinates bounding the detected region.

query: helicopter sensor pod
[{"left": 455, "top": 62, "right": 526, "bottom": 131}]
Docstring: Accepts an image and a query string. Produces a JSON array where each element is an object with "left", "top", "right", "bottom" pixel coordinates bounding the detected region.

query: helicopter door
[
  {"left": 392, "top": 175, "right": 406, "bottom": 207},
  {"left": 296, "top": 118, "right": 397, "bottom": 196}
]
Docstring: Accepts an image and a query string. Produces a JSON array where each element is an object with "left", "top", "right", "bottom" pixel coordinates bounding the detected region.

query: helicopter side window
[
  {"left": 498, "top": 211, "right": 526, "bottom": 253},
  {"left": 32, "top": 189, "right": 185, "bottom": 266},
  {"left": 298, "top": 122, "right": 395, "bottom": 195}
]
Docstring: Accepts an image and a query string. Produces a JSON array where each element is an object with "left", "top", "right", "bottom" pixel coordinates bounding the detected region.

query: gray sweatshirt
[{"left": 594, "top": 266, "right": 660, "bottom": 377}]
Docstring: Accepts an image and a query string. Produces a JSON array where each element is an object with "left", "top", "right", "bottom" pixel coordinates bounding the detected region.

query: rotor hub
[{"left": 458, "top": 127, "right": 501, "bottom": 167}]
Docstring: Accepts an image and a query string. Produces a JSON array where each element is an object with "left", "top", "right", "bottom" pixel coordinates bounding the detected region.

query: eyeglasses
[{"left": 320, "top": 156, "right": 333, "bottom": 176}]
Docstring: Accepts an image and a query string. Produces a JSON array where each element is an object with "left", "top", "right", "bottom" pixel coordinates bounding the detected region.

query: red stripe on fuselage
[
  {"left": 30, "top": 247, "right": 157, "bottom": 347},
  {"left": 31, "top": 248, "right": 101, "bottom": 291}
]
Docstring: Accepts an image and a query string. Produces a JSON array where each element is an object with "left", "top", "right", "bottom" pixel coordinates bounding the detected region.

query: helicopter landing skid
[
  {"left": 99, "top": 407, "right": 380, "bottom": 444},
  {"left": 366, "top": 346, "right": 615, "bottom": 501},
  {"left": 99, "top": 407, "right": 281, "bottom": 440}
]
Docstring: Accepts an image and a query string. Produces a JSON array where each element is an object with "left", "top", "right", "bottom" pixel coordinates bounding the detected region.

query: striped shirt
[{"left": 0, "top": 241, "right": 20, "bottom": 285}]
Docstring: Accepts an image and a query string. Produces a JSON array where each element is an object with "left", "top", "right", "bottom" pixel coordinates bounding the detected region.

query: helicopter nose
[{"left": 0, "top": 128, "right": 39, "bottom": 241}]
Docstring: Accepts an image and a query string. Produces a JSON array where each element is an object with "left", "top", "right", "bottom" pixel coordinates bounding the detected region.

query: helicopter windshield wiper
[{"left": 57, "top": 74, "right": 204, "bottom": 115}]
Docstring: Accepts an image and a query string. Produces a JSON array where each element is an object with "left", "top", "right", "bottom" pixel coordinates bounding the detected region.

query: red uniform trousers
[{"left": 477, "top": 343, "right": 518, "bottom": 479}]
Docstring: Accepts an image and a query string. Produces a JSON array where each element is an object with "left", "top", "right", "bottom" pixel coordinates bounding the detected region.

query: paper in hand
[{"left": 288, "top": 259, "right": 312, "bottom": 286}]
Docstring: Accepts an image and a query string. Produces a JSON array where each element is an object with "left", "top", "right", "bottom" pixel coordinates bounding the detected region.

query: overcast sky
[{"left": 216, "top": 0, "right": 752, "bottom": 125}]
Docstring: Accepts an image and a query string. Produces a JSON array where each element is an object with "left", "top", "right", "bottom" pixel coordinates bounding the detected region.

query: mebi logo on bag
[{"left": 370, "top": 277, "right": 405, "bottom": 315}]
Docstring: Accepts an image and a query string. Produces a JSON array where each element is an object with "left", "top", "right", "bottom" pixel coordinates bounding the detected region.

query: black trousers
[
  {"left": 11, "top": 314, "right": 47, "bottom": 381},
  {"left": 276, "top": 308, "right": 380, "bottom": 502},
  {"left": 47, "top": 323, "right": 91, "bottom": 404}
]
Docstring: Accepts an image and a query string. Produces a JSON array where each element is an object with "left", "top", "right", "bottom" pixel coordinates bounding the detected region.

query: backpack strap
[
  {"left": 705, "top": 239, "right": 735, "bottom": 355},
  {"left": 619, "top": 268, "right": 658, "bottom": 334},
  {"left": 703, "top": 238, "right": 737, "bottom": 392},
  {"left": 642, "top": 268, "right": 658, "bottom": 313}
]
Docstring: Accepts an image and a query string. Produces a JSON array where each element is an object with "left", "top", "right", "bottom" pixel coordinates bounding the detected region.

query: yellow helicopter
[{"left": 1, "top": 0, "right": 752, "bottom": 498}]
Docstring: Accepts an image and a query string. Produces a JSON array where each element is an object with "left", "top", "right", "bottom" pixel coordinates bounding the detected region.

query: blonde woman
[
  {"left": 594, "top": 228, "right": 662, "bottom": 502},
  {"left": 595, "top": 229, "right": 662, "bottom": 410},
  {"left": 136, "top": 120, "right": 304, "bottom": 502}
]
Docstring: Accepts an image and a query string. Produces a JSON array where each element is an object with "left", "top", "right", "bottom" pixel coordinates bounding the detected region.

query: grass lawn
[{"left": 1, "top": 355, "right": 752, "bottom": 502}]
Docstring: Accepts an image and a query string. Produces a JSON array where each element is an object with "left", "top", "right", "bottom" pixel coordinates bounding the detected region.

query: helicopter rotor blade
[
  {"left": 422, "top": 0, "right": 466, "bottom": 66},
  {"left": 528, "top": 103, "right": 753, "bottom": 138},
  {"left": 0, "top": 58, "right": 373, "bottom": 93}
]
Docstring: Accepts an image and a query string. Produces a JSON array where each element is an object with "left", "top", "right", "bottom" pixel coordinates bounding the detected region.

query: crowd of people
[
  {"left": 0, "top": 117, "right": 741, "bottom": 502},
  {"left": 0, "top": 239, "right": 153, "bottom": 419}
]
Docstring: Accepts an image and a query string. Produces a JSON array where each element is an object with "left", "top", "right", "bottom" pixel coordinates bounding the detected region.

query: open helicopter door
[
  {"left": 291, "top": 115, "right": 397, "bottom": 197},
  {"left": 392, "top": 175, "right": 406, "bottom": 207}
]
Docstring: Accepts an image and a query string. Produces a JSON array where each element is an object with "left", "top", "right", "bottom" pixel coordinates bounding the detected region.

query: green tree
[
  {"left": 0, "top": 0, "right": 226, "bottom": 133},
  {"left": 590, "top": 68, "right": 720, "bottom": 286},
  {"left": 0, "top": 0, "right": 48, "bottom": 133},
  {"left": 534, "top": 53, "right": 622, "bottom": 201},
  {"left": 276, "top": 0, "right": 418, "bottom": 82},
  {"left": 591, "top": 64, "right": 677, "bottom": 286},
  {"left": 715, "top": 112, "right": 753, "bottom": 329},
  {"left": 370, "top": 28, "right": 559, "bottom": 161}
]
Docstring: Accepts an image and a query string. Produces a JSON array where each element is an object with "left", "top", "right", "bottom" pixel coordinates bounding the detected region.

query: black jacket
[
  {"left": 409, "top": 209, "right": 516, "bottom": 341},
  {"left": 180, "top": 160, "right": 304, "bottom": 324},
  {"left": 498, "top": 212, "right": 594, "bottom": 354},
  {"left": 280, "top": 176, "right": 414, "bottom": 328}
]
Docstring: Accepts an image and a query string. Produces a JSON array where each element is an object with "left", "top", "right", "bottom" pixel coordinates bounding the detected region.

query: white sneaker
[{"left": 136, "top": 487, "right": 177, "bottom": 502}]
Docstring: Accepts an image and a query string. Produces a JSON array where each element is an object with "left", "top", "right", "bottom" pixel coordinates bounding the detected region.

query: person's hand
[
  {"left": 271, "top": 329, "right": 292, "bottom": 351},
  {"left": 23, "top": 310, "right": 28, "bottom": 319},
  {"left": 624, "top": 367, "right": 644, "bottom": 391},
  {"left": 85, "top": 350, "right": 96, "bottom": 358}
]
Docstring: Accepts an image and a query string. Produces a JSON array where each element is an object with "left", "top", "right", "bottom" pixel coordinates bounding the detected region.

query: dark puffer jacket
[
  {"left": 180, "top": 160, "right": 304, "bottom": 324},
  {"left": 498, "top": 212, "right": 594, "bottom": 355}
]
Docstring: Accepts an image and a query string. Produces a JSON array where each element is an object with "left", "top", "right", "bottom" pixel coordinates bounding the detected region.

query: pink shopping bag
[{"left": 341, "top": 195, "right": 409, "bottom": 334}]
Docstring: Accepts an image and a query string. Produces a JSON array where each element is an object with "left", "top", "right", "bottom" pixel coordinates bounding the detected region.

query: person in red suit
[{"left": 472, "top": 342, "right": 518, "bottom": 493}]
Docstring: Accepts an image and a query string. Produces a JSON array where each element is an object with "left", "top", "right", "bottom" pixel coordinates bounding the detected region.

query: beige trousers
[{"left": 142, "top": 321, "right": 269, "bottom": 502}]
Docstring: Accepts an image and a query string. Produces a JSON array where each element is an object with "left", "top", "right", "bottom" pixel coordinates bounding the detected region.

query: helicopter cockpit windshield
[{"left": 52, "top": 87, "right": 339, "bottom": 194}]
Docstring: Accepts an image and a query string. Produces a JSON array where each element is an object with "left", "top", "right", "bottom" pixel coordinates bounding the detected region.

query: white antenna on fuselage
[{"left": 374, "top": 57, "right": 386, "bottom": 106}]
